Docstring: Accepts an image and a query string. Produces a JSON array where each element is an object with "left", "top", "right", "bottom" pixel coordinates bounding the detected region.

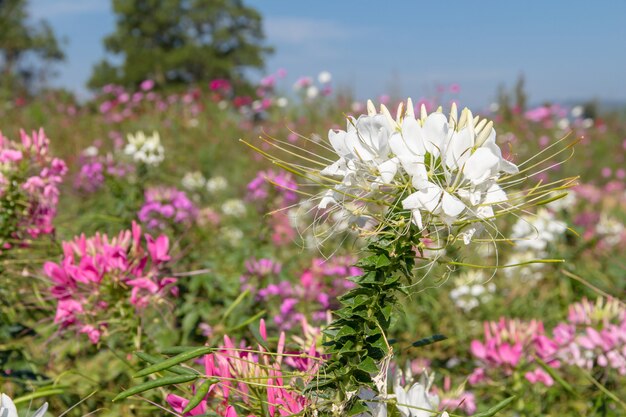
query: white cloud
[
  {"left": 30, "top": 0, "right": 109, "bottom": 20},
  {"left": 264, "top": 16, "right": 358, "bottom": 44}
]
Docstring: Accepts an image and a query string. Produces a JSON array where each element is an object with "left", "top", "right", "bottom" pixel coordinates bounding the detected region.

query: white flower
[
  {"left": 571, "top": 105, "right": 584, "bottom": 118},
  {"left": 124, "top": 130, "right": 164, "bottom": 166},
  {"left": 222, "top": 226, "right": 244, "bottom": 246},
  {"left": 1, "top": 393, "right": 48, "bottom": 417},
  {"left": 221, "top": 199, "right": 246, "bottom": 216},
  {"left": 306, "top": 85, "right": 319, "bottom": 100},
  {"left": 511, "top": 208, "right": 566, "bottom": 253},
  {"left": 503, "top": 251, "right": 545, "bottom": 282},
  {"left": 312, "top": 100, "right": 520, "bottom": 244},
  {"left": 181, "top": 171, "right": 206, "bottom": 190},
  {"left": 450, "top": 270, "right": 495, "bottom": 312},
  {"left": 83, "top": 145, "right": 99, "bottom": 157},
  {"left": 318, "top": 71, "right": 332, "bottom": 84},
  {"left": 206, "top": 176, "right": 228, "bottom": 193},
  {"left": 596, "top": 214, "right": 624, "bottom": 247},
  {"left": 276, "top": 97, "right": 289, "bottom": 108},
  {"left": 318, "top": 106, "right": 397, "bottom": 212},
  {"left": 394, "top": 372, "right": 440, "bottom": 417},
  {"left": 394, "top": 103, "right": 518, "bottom": 232}
]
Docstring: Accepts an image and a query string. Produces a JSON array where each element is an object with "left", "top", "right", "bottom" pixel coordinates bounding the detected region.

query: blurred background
[
  {"left": 5, "top": 0, "right": 626, "bottom": 109},
  {"left": 1, "top": 1, "right": 626, "bottom": 416}
]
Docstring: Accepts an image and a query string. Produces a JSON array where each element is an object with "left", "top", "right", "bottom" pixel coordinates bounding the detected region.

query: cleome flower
[
  {"left": 243, "top": 99, "right": 576, "bottom": 249},
  {"left": 0, "top": 393, "right": 47, "bottom": 417},
  {"left": 124, "top": 130, "right": 165, "bottom": 166}
]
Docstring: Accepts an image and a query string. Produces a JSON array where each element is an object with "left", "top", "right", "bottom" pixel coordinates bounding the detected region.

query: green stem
[{"left": 309, "top": 221, "right": 420, "bottom": 415}]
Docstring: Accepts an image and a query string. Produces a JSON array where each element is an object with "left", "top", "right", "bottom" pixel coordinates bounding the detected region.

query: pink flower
[
  {"left": 146, "top": 234, "right": 171, "bottom": 263},
  {"left": 524, "top": 368, "right": 554, "bottom": 386},
  {"left": 140, "top": 79, "right": 155, "bottom": 91},
  {"left": 44, "top": 224, "right": 177, "bottom": 343}
]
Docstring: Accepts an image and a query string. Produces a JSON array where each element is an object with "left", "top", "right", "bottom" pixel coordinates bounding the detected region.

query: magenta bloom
[
  {"left": 138, "top": 186, "right": 198, "bottom": 229},
  {"left": 241, "top": 256, "right": 360, "bottom": 330},
  {"left": 0, "top": 129, "right": 67, "bottom": 248},
  {"left": 43, "top": 222, "right": 177, "bottom": 344},
  {"left": 469, "top": 318, "right": 557, "bottom": 387},
  {"left": 166, "top": 321, "right": 314, "bottom": 417}
]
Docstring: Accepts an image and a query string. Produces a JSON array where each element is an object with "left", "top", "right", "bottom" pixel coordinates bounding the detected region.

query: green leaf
[
  {"left": 471, "top": 396, "right": 516, "bottom": 417},
  {"left": 13, "top": 389, "right": 65, "bottom": 405},
  {"left": 182, "top": 378, "right": 219, "bottom": 414},
  {"left": 134, "top": 347, "right": 213, "bottom": 378},
  {"left": 347, "top": 400, "right": 369, "bottom": 416},
  {"left": 357, "top": 357, "right": 379, "bottom": 374},
  {"left": 410, "top": 334, "right": 447, "bottom": 348},
  {"left": 135, "top": 352, "right": 197, "bottom": 375},
  {"left": 375, "top": 254, "right": 391, "bottom": 268},
  {"left": 335, "top": 325, "right": 357, "bottom": 339},
  {"left": 113, "top": 374, "right": 198, "bottom": 402},
  {"left": 160, "top": 346, "right": 200, "bottom": 355},
  {"left": 221, "top": 288, "right": 250, "bottom": 321}
]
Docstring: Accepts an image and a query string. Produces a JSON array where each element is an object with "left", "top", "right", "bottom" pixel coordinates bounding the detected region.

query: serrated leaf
[
  {"left": 357, "top": 357, "right": 379, "bottom": 374},
  {"left": 113, "top": 374, "right": 198, "bottom": 402},
  {"left": 375, "top": 254, "right": 391, "bottom": 268},
  {"left": 335, "top": 325, "right": 357, "bottom": 339},
  {"left": 347, "top": 400, "right": 369, "bottom": 416}
]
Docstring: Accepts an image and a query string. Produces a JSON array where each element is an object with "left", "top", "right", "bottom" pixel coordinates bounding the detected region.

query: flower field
[{"left": 1, "top": 74, "right": 625, "bottom": 416}]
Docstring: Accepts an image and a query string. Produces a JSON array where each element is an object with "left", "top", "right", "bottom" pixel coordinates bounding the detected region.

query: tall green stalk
[{"left": 310, "top": 215, "right": 422, "bottom": 415}]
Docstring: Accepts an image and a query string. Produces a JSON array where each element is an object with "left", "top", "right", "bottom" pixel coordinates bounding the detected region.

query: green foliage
[
  {"left": 88, "top": 0, "right": 273, "bottom": 89},
  {"left": 311, "top": 212, "right": 435, "bottom": 412},
  {"left": 0, "top": 0, "right": 64, "bottom": 96}
]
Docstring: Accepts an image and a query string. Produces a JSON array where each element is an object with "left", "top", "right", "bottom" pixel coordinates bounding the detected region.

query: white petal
[
  {"left": 422, "top": 113, "right": 449, "bottom": 156},
  {"left": 320, "top": 158, "right": 348, "bottom": 177},
  {"left": 378, "top": 158, "right": 398, "bottom": 184},
  {"left": 485, "top": 141, "right": 518, "bottom": 174},
  {"left": 328, "top": 129, "right": 353, "bottom": 157},
  {"left": 1, "top": 394, "right": 17, "bottom": 417},
  {"left": 318, "top": 190, "right": 336, "bottom": 209},
  {"left": 459, "top": 224, "right": 483, "bottom": 244},
  {"left": 484, "top": 183, "right": 508, "bottom": 204},
  {"left": 463, "top": 147, "right": 500, "bottom": 185},
  {"left": 401, "top": 117, "right": 426, "bottom": 155},
  {"left": 32, "top": 403, "right": 49, "bottom": 417},
  {"left": 476, "top": 205, "right": 495, "bottom": 219},
  {"left": 445, "top": 127, "right": 473, "bottom": 170},
  {"left": 442, "top": 191, "right": 466, "bottom": 218},
  {"left": 411, "top": 209, "right": 423, "bottom": 229}
]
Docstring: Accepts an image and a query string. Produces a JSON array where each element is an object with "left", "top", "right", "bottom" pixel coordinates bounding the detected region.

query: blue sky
[{"left": 30, "top": 0, "right": 626, "bottom": 107}]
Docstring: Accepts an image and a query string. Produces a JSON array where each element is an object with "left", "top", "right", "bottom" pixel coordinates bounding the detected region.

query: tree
[
  {"left": 0, "top": 0, "right": 65, "bottom": 95},
  {"left": 88, "top": 0, "right": 272, "bottom": 90}
]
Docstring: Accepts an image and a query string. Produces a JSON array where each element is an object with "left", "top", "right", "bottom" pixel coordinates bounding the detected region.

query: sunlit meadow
[{"left": 1, "top": 68, "right": 625, "bottom": 417}]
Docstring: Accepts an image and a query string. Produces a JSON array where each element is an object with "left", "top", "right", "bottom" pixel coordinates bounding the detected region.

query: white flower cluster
[
  {"left": 449, "top": 270, "right": 496, "bottom": 312},
  {"left": 221, "top": 198, "right": 246, "bottom": 217},
  {"left": 181, "top": 171, "right": 206, "bottom": 190},
  {"left": 504, "top": 209, "right": 567, "bottom": 282},
  {"left": 206, "top": 176, "right": 228, "bottom": 193},
  {"left": 361, "top": 371, "right": 447, "bottom": 417},
  {"left": 124, "top": 130, "right": 165, "bottom": 166},
  {"left": 318, "top": 99, "right": 518, "bottom": 243},
  {"left": 511, "top": 208, "right": 567, "bottom": 253},
  {"left": 393, "top": 372, "right": 441, "bottom": 417},
  {"left": 596, "top": 214, "right": 625, "bottom": 247},
  {"left": 1, "top": 393, "right": 47, "bottom": 417}
]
